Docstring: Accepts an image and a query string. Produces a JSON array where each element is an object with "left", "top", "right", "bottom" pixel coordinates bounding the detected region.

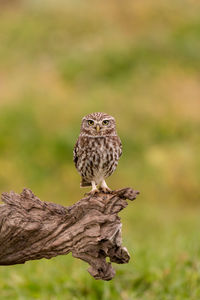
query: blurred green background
[{"left": 0, "top": 0, "right": 200, "bottom": 299}]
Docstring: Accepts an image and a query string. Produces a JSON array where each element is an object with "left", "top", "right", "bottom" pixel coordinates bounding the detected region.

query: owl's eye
[
  {"left": 88, "top": 120, "right": 94, "bottom": 126},
  {"left": 102, "top": 120, "right": 110, "bottom": 126}
]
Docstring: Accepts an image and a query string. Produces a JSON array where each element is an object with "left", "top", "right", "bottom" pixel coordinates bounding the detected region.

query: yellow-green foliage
[{"left": 0, "top": 1, "right": 200, "bottom": 299}]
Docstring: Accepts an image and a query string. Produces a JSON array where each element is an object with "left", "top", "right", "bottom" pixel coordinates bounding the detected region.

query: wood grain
[{"left": 0, "top": 188, "right": 139, "bottom": 280}]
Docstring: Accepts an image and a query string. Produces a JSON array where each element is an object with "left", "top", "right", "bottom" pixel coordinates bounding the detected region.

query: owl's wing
[
  {"left": 73, "top": 139, "right": 80, "bottom": 169},
  {"left": 118, "top": 137, "right": 122, "bottom": 158}
]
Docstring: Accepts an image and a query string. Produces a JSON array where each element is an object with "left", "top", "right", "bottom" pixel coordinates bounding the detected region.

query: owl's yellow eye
[
  {"left": 88, "top": 120, "right": 94, "bottom": 126},
  {"left": 102, "top": 120, "right": 109, "bottom": 126}
]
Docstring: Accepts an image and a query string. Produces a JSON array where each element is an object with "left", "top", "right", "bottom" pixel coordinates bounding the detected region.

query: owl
[{"left": 73, "top": 112, "right": 122, "bottom": 194}]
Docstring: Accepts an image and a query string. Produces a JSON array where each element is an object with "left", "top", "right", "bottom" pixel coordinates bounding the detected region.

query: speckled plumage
[{"left": 73, "top": 112, "right": 122, "bottom": 193}]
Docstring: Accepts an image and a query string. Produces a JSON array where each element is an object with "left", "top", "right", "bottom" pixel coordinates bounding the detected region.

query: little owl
[{"left": 73, "top": 112, "right": 122, "bottom": 194}]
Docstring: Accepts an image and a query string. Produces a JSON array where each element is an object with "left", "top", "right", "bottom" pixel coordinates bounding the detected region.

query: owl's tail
[{"left": 80, "top": 179, "right": 91, "bottom": 187}]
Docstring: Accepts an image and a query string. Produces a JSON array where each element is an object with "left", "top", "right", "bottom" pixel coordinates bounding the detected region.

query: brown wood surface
[{"left": 0, "top": 188, "right": 139, "bottom": 280}]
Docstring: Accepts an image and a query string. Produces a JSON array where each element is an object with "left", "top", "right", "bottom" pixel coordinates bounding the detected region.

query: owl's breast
[
  {"left": 78, "top": 137, "right": 120, "bottom": 182},
  {"left": 74, "top": 135, "right": 122, "bottom": 183}
]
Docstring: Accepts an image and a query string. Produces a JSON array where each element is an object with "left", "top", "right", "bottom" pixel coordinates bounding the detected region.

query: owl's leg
[
  {"left": 100, "top": 179, "right": 112, "bottom": 193},
  {"left": 85, "top": 181, "right": 99, "bottom": 196}
]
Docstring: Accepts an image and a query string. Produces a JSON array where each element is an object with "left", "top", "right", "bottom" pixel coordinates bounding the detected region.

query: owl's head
[{"left": 80, "top": 112, "right": 117, "bottom": 137}]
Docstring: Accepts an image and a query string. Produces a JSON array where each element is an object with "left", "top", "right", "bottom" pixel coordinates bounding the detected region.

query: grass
[{"left": 0, "top": 0, "right": 200, "bottom": 299}]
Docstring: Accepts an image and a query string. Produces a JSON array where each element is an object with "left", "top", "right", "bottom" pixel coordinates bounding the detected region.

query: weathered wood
[{"left": 0, "top": 187, "right": 139, "bottom": 280}]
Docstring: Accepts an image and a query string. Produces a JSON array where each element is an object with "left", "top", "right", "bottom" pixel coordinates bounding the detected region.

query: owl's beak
[{"left": 96, "top": 124, "right": 100, "bottom": 132}]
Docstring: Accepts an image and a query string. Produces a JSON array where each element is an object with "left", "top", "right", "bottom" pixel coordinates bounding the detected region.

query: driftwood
[{"left": 0, "top": 187, "right": 139, "bottom": 280}]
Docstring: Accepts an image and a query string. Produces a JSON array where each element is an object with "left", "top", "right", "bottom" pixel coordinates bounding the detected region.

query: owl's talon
[
  {"left": 85, "top": 189, "right": 99, "bottom": 196},
  {"left": 99, "top": 187, "right": 113, "bottom": 194},
  {"left": 99, "top": 180, "right": 113, "bottom": 194}
]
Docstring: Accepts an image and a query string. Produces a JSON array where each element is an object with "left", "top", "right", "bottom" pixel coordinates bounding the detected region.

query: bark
[{"left": 0, "top": 187, "right": 139, "bottom": 280}]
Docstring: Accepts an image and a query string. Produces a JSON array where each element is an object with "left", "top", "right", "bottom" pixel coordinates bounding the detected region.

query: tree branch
[{"left": 0, "top": 187, "right": 139, "bottom": 280}]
